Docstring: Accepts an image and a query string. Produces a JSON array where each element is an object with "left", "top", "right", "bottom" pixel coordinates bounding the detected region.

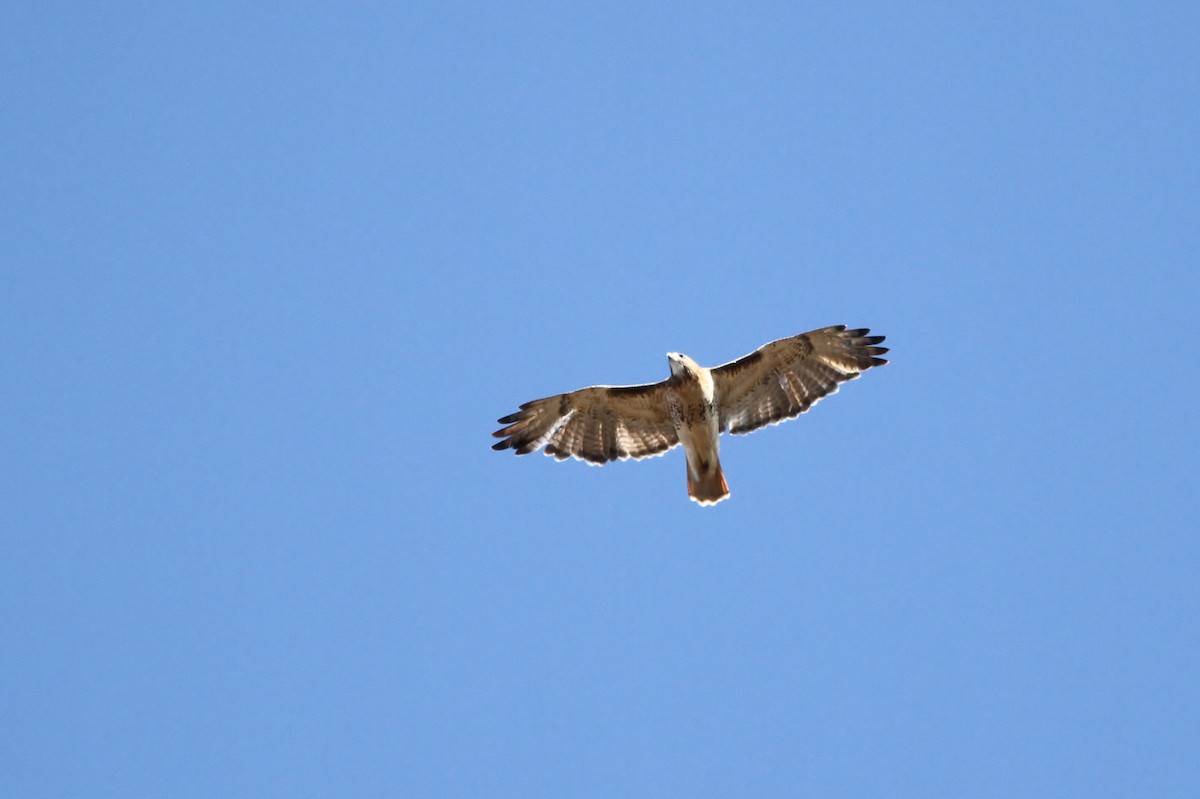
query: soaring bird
[{"left": 492, "top": 325, "right": 887, "bottom": 506}]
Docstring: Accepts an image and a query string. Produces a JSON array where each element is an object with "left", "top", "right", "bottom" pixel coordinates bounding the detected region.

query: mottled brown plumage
[{"left": 492, "top": 325, "right": 887, "bottom": 505}]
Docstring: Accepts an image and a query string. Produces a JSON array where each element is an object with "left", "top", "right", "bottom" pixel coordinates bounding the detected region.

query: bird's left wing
[
  {"left": 712, "top": 325, "right": 888, "bottom": 435},
  {"left": 492, "top": 381, "right": 680, "bottom": 465}
]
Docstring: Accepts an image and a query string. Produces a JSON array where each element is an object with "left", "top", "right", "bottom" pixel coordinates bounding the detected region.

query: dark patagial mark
[{"left": 606, "top": 383, "right": 661, "bottom": 397}]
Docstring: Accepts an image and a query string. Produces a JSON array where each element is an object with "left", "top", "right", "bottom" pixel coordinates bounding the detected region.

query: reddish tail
[{"left": 688, "top": 459, "right": 730, "bottom": 506}]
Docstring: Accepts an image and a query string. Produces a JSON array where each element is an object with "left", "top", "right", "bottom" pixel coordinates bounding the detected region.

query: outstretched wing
[
  {"left": 712, "top": 325, "right": 888, "bottom": 435},
  {"left": 492, "top": 381, "right": 680, "bottom": 465}
]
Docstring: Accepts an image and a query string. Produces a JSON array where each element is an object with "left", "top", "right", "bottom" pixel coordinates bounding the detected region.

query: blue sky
[{"left": 4, "top": 2, "right": 1198, "bottom": 796}]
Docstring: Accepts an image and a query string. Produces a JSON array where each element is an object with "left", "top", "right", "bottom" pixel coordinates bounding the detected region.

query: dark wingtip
[
  {"left": 496, "top": 412, "right": 522, "bottom": 424},
  {"left": 491, "top": 439, "right": 511, "bottom": 451}
]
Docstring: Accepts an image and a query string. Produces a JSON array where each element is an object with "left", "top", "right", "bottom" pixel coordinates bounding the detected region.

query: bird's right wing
[{"left": 492, "top": 381, "right": 680, "bottom": 465}]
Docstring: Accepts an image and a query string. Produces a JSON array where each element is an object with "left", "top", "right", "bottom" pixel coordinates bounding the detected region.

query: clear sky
[{"left": 4, "top": 3, "right": 1198, "bottom": 796}]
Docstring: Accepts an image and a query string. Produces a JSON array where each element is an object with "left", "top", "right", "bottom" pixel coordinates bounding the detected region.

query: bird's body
[
  {"left": 663, "top": 352, "right": 729, "bottom": 505},
  {"left": 492, "top": 325, "right": 887, "bottom": 506}
]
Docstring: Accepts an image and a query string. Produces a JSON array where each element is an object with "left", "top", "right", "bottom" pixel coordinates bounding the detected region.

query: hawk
[{"left": 492, "top": 325, "right": 887, "bottom": 506}]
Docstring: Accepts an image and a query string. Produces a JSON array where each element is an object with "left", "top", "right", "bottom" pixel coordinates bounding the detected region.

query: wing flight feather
[
  {"left": 492, "top": 381, "right": 680, "bottom": 465},
  {"left": 712, "top": 325, "right": 888, "bottom": 435}
]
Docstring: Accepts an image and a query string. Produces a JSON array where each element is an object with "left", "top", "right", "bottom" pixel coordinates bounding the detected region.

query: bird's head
[{"left": 666, "top": 352, "right": 699, "bottom": 378}]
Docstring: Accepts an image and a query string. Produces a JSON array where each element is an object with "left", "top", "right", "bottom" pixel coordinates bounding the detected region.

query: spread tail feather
[{"left": 687, "top": 460, "right": 730, "bottom": 507}]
